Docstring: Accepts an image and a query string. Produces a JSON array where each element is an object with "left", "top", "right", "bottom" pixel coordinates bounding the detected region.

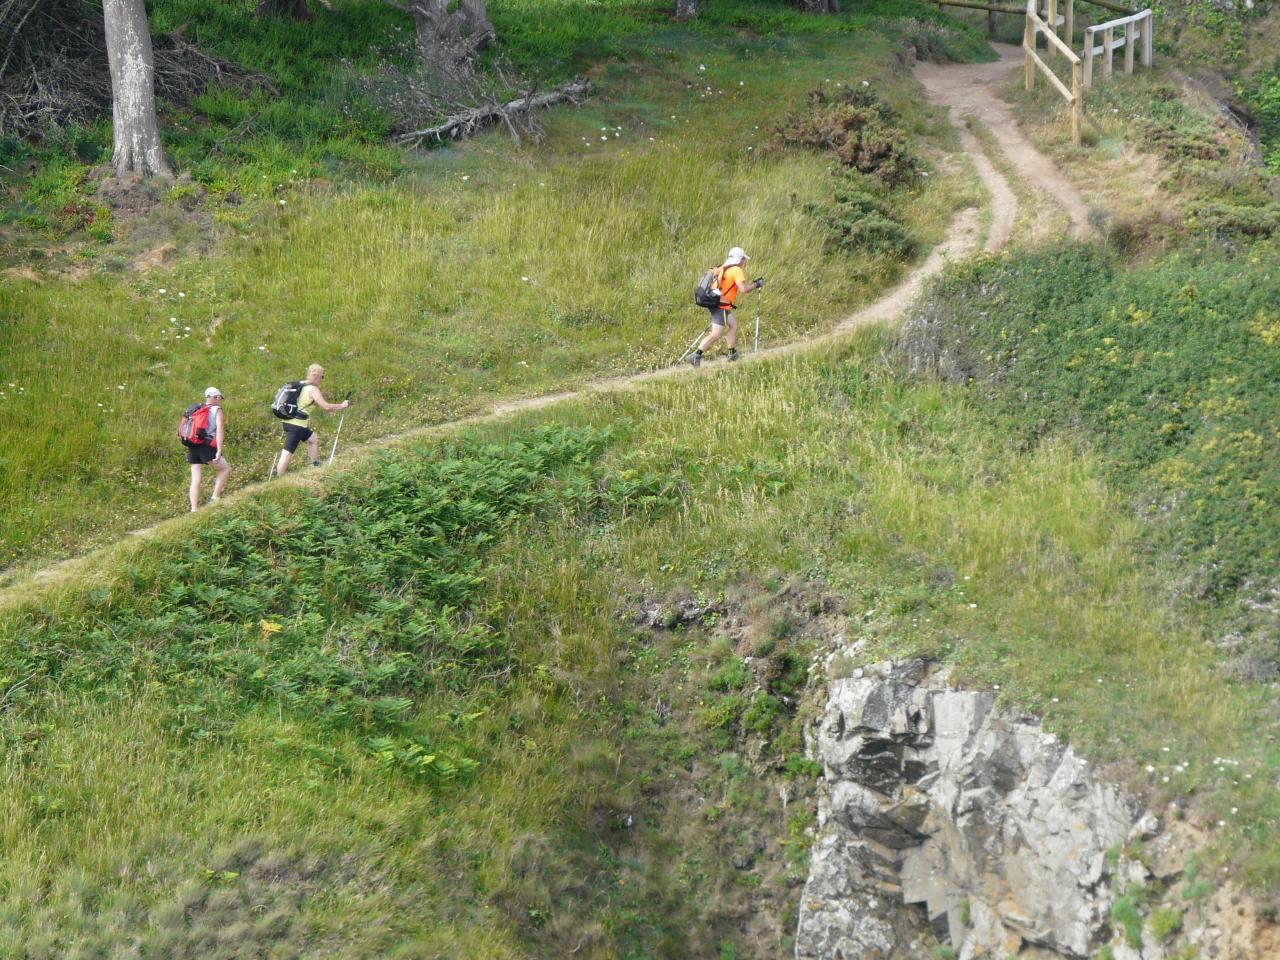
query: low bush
[
  {"left": 805, "top": 173, "right": 917, "bottom": 257},
  {"left": 776, "top": 85, "right": 919, "bottom": 186}
]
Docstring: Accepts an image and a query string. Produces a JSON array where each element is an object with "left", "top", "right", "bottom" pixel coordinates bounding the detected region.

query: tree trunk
[
  {"left": 675, "top": 0, "right": 699, "bottom": 19},
  {"left": 103, "top": 0, "right": 173, "bottom": 178},
  {"left": 408, "top": 0, "right": 493, "bottom": 68},
  {"left": 255, "top": 0, "right": 313, "bottom": 21}
]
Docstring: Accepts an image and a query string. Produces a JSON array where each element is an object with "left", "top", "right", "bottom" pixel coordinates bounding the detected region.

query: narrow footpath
[{"left": 2, "top": 43, "right": 1093, "bottom": 607}]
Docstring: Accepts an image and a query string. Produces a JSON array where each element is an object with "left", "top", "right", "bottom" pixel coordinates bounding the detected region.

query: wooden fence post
[
  {"left": 1142, "top": 11, "right": 1153, "bottom": 67},
  {"left": 1124, "top": 19, "right": 1136, "bottom": 74},
  {"left": 1072, "top": 59, "right": 1082, "bottom": 145},
  {"left": 1025, "top": 15, "right": 1035, "bottom": 90},
  {"left": 1065, "top": 0, "right": 1074, "bottom": 47},
  {"left": 1048, "top": 0, "right": 1059, "bottom": 54},
  {"left": 1103, "top": 26, "right": 1114, "bottom": 79},
  {"left": 1083, "top": 27, "right": 1094, "bottom": 87}
]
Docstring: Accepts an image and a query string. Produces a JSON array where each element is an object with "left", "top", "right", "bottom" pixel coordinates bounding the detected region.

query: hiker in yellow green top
[
  {"left": 687, "top": 246, "right": 763, "bottom": 368},
  {"left": 274, "top": 363, "right": 350, "bottom": 477}
]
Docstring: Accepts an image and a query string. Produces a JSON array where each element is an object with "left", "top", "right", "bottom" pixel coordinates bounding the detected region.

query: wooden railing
[
  {"left": 1082, "top": 9, "right": 1153, "bottom": 87},
  {"left": 1023, "top": 0, "right": 1083, "bottom": 145}
]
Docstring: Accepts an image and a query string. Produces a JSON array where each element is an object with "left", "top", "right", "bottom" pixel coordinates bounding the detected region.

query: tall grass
[{"left": 0, "top": 27, "right": 975, "bottom": 573}]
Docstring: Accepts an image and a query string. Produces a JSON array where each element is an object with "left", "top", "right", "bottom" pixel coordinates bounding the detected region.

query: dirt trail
[
  {"left": 1, "top": 47, "right": 1089, "bottom": 607},
  {"left": 916, "top": 44, "right": 1094, "bottom": 239}
]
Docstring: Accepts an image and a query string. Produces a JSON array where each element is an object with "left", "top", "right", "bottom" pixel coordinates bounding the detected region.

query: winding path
[{"left": 1, "top": 44, "right": 1093, "bottom": 608}]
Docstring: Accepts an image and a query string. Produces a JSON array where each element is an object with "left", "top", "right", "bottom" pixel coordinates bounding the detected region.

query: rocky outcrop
[{"left": 795, "top": 660, "right": 1151, "bottom": 959}]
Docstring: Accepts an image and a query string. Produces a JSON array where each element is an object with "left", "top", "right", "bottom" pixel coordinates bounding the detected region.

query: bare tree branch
[{"left": 396, "top": 79, "right": 588, "bottom": 145}]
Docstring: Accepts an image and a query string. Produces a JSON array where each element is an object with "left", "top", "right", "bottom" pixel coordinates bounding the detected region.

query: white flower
[
  {"left": 1145, "top": 765, "right": 1154, "bottom": 773},
  {"left": 968, "top": 603, "right": 977, "bottom": 609},
  {"left": 521, "top": 276, "right": 530, "bottom": 282},
  {"left": 170, "top": 317, "right": 177, "bottom": 323},
  {"left": 97, "top": 402, "right": 103, "bottom": 407},
  {"left": 259, "top": 345, "right": 267, "bottom": 351},
  {"left": 184, "top": 326, "right": 191, "bottom": 332},
  {"left": 461, "top": 175, "right": 470, "bottom": 181},
  {"left": 699, "top": 64, "right": 706, "bottom": 71},
  {"left": 158, "top": 288, "right": 167, "bottom": 294},
  {"left": 601, "top": 135, "right": 608, "bottom": 141},
  {"left": 861, "top": 80, "right": 870, "bottom": 86},
  {"left": 178, "top": 292, "right": 185, "bottom": 298},
  {"left": 117, "top": 384, "right": 125, "bottom": 390},
  {"left": 279, "top": 199, "right": 286, "bottom": 206}
]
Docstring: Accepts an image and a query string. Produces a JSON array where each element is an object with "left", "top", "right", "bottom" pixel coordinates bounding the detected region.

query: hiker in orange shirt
[{"left": 687, "top": 246, "right": 763, "bottom": 368}]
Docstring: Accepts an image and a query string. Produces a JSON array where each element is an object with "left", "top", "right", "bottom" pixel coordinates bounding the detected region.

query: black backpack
[
  {"left": 271, "top": 381, "right": 308, "bottom": 420},
  {"left": 694, "top": 266, "right": 724, "bottom": 308}
]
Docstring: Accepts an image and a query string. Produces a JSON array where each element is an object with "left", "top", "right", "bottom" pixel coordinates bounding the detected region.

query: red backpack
[{"left": 178, "top": 402, "right": 216, "bottom": 448}]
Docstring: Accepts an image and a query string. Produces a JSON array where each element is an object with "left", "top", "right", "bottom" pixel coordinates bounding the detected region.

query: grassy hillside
[
  {"left": 6, "top": 318, "right": 1280, "bottom": 957},
  {"left": 0, "top": 1, "right": 985, "bottom": 576}
]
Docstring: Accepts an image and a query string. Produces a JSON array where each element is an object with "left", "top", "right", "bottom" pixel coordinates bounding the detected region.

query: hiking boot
[
  {"left": 727, "top": 349, "right": 740, "bottom": 362},
  {"left": 311, "top": 459, "right": 323, "bottom": 467},
  {"left": 686, "top": 352, "right": 701, "bottom": 369}
]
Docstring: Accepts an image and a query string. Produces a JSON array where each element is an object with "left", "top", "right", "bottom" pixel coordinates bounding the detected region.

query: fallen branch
[{"left": 396, "top": 79, "right": 589, "bottom": 145}]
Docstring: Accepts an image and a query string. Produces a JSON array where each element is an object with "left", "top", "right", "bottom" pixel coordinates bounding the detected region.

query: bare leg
[
  {"left": 308, "top": 433, "right": 320, "bottom": 464},
  {"left": 699, "top": 324, "right": 724, "bottom": 352},
  {"left": 212, "top": 456, "right": 231, "bottom": 498},
  {"left": 276, "top": 449, "right": 293, "bottom": 476},
  {"left": 189, "top": 464, "right": 203, "bottom": 511},
  {"left": 725, "top": 312, "right": 738, "bottom": 350}
]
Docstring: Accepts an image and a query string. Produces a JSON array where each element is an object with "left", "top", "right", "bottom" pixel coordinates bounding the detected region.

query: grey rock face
[{"left": 796, "top": 661, "right": 1146, "bottom": 960}]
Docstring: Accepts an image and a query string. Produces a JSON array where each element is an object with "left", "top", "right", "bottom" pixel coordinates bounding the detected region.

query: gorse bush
[
  {"left": 776, "top": 85, "right": 919, "bottom": 186},
  {"left": 805, "top": 173, "right": 917, "bottom": 258}
]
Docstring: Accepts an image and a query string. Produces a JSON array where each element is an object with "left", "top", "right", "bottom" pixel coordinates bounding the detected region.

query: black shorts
[
  {"left": 186, "top": 444, "right": 221, "bottom": 465},
  {"left": 282, "top": 424, "right": 314, "bottom": 453},
  {"left": 708, "top": 306, "right": 732, "bottom": 326}
]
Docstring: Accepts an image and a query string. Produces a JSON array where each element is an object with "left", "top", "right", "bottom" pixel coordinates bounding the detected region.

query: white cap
[
  {"left": 726, "top": 246, "right": 750, "bottom": 265},
  {"left": 204, "top": 386, "right": 223, "bottom": 399}
]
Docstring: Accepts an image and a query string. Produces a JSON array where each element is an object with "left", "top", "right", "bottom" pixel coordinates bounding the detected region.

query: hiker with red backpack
[
  {"left": 179, "top": 386, "right": 229, "bottom": 511},
  {"left": 687, "top": 246, "right": 763, "bottom": 368},
  {"left": 272, "top": 363, "right": 350, "bottom": 477}
]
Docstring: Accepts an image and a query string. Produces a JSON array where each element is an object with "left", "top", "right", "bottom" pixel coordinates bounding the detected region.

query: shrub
[
  {"left": 804, "top": 172, "right": 917, "bottom": 259},
  {"left": 776, "top": 86, "right": 919, "bottom": 186}
]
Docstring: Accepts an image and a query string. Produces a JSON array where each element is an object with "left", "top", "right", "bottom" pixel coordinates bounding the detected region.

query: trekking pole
[
  {"left": 327, "top": 392, "right": 351, "bottom": 465},
  {"left": 267, "top": 454, "right": 277, "bottom": 482},
  {"left": 677, "top": 328, "right": 708, "bottom": 365},
  {"left": 754, "top": 285, "right": 763, "bottom": 353}
]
